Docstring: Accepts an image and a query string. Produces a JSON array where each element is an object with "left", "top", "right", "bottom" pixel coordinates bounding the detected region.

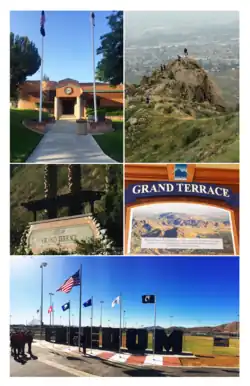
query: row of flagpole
[
  {"left": 38, "top": 11, "right": 97, "bottom": 123},
  {"left": 42, "top": 263, "right": 158, "bottom": 357}
]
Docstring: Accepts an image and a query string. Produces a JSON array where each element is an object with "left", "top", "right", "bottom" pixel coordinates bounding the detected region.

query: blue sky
[
  {"left": 10, "top": 10, "right": 116, "bottom": 81},
  {"left": 10, "top": 256, "right": 239, "bottom": 328}
]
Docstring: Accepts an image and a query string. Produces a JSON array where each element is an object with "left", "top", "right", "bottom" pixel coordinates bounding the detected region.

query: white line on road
[{"left": 38, "top": 359, "right": 98, "bottom": 377}]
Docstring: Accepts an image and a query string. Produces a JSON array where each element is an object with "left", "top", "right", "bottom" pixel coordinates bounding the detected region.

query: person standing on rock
[
  {"left": 184, "top": 48, "right": 188, "bottom": 57},
  {"left": 146, "top": 95, "right": 150, "bottom": 105}
]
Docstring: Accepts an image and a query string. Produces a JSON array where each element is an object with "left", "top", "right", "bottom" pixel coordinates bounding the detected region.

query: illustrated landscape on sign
[{"left": 129, "top": 203, "right": 235, "bottom": 255}]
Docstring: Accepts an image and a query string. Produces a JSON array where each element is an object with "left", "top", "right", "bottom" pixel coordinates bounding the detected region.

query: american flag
[
  {"left": 56, "top": 270, "right": 81, "bottom": 294},
  {"left": 40, "top": 11, "right": 46, "bottom": 37}
]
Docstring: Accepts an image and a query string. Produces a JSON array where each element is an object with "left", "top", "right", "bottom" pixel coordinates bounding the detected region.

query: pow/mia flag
[{"left": 142, "top": 295, "right": 155, "bottom": 303}]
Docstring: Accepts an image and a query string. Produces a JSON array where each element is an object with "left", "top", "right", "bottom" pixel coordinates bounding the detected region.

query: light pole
[
  {"left": 49, "top": 292, "right": 54, "bottom": 326},
  {"left": 40, "top": 262, "right": 48, "bottom": 337},
  {"left": 100, "top": 301, "right": 104, "bottom": 329},
  {"left": 123, "top": 310, "right": 126, "bottom": 329}
]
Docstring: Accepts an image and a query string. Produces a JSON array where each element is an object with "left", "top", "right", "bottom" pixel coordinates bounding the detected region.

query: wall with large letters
[{"left": 45, "top": 326, "right": 184, "bottom": 354}]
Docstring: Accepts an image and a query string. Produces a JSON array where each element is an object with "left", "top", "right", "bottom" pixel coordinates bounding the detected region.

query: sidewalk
[{"left": 26, "top": 120, "right": 117, "bottom": 163}]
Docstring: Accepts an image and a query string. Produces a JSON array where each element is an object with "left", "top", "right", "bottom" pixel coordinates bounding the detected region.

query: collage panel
[
  {"left": 125, "top": 163, "right": 239, "bottom": 256},
  {"left": 10, "top": 164, "right": 123, "bottom": 255},
  {"left": 125, "top": 11, "right": 239, "bottom": 163},
  {"left": 10, "top": 255, "right": 239, "bottom": 377},
  {"left": 8, "top": 7, "right": 241, "bottom": 379},
  {"left": 10, "top": 10, "right": 123, "bottom": 164}
]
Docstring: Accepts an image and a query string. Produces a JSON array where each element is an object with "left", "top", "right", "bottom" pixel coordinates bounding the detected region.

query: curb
[{"left": 39, "top": 345, "right": 239, "bottom": 371}]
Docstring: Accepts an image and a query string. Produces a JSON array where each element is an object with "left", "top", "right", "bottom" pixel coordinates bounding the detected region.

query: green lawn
[
  {"left": 182, "top": 335, "right": 239, "bottom": 356},
  {"left": 100, "top": 332, "right": 239, "bottom": 357},
  {"left": 94, "top": 121, "right": 123, "bottom": 162},
  {"left": 10, "top": 109, "right": 49, "bottom": 163}
]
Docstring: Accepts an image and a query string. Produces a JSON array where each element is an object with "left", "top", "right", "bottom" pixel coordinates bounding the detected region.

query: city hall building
[{"left": 18, "top": 79, "right": 123, "bottom": 120}]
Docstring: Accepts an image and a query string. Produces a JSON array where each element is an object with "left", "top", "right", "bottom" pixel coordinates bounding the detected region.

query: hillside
[
  {"left": 125, "top": 57, "right": 239, "bottom": 162},
  {"left": 10, "top": 165, "right": 123, "bottom": 253},
  {"left": 146, "top": 321, "right": 239, "bottom": 334}
]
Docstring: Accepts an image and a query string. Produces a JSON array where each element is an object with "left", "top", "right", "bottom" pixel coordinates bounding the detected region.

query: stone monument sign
[{"left": 27, "top": 214, "right": 100, "bottom": 254}]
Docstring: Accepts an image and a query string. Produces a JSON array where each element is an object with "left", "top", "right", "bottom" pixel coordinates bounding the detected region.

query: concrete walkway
[{"left": 26, "top": 120, "right": 117, "bottom": 163}]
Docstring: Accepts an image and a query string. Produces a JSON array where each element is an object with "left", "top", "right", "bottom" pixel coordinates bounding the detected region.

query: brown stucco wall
[
  {"left": 56, "top": 84, "right": 81, "bottom": 98},
  {"left": 18, "top": 80, "right": 123, "bottom": 113}
]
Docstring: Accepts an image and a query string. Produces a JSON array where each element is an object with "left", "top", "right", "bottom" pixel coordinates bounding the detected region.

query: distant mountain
[
  {"left": 145, "top": 326, "right": 165, "bottom": 331},
  {"left": 164, "top": 321, "right": 239, "bottom": 334}
]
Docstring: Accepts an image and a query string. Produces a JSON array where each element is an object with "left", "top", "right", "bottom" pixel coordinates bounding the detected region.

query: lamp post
[
  {"left": 123, "top": 310, "right": 126, "bottom": 329},
  {"left": 40, "top": 262, "right": 48, "bottom": 338},
  {"left": 49, "top": 293, "right": 54, "bottom": 325},
  {"left": 100, "top": 301, "right": 104, "bottom": 329}
]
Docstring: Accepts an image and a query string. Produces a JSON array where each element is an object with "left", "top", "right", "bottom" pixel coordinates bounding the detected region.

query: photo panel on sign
[{"left": 125, "top": 163, "right": 239, "bottom": 256}]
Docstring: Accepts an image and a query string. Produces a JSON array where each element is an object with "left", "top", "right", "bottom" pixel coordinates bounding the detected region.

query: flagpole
[
  {"left": 153, "top": 295, "right": 157, "bottom": 359},
  {"left": 78, "top": 264, "right": 82, "bottom": 352},
  {"left": 68, "top": 300, "right": 71, "bottom": 349},
  {"left": 39, "top": 34, "right": 44, "bottom": 123},
  {"left": 90, "top": 296, "right": 93, "bottom": 354},
  {"left": 90, "top": 12, "right": 97, "bottom": 122},
  {"left": 119, "top": 293, "right": 122, "bottom": 354}
]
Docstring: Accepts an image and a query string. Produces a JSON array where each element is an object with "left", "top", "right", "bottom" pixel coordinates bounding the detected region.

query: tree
[
  {"left": 96, "top": 11, "right": 123, "bottom": 85},
  {"left": 68, "top": 165, "right": 82, "bottom": 215},
  {"left": 43, "top": 74, "right": 50, "bottom": 81},
  {"left": 10, "top": 32, "right": 41, "bottom": 99}
]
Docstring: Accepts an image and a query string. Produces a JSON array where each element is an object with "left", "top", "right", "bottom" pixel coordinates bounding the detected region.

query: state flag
[
  {"left": 142, "top": 295, "right": 155, "bottom": 304},
  {"left": 48, "top": 305, "right": 53, "bottom": 314},
  {"left": 83, "top": 298, "right": 92, "bottom": 308},
  {"left": 61, "top": 302, "right": 70, "bottom": 312},
  {"left": 112, "top": 296, "right": 120, "bottom": 308}
]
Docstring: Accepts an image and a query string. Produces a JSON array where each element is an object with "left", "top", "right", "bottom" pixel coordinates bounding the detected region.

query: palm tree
[
  {"left": 105, "top": 165, "right": 117, "bottom": 192},
  {"left": 68, "top": 164, "right": 82, "bottom": 215},
  {"left": 44, "top": 165, "right": 58, "bottom": 219}
]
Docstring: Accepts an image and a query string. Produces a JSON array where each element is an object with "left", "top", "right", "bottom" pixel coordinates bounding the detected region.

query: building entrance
[{"left": 61, "top": 98, "right": 75, "bottom": 115}]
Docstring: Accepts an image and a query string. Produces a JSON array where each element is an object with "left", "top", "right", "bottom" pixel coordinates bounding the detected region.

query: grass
[
  {"left": 94, "top": 121, "right": 123, "bottom": 162},
  {"left": 125, "top": 105, "right": 239, "bottom": 162},
  {"left": 182, "top": 335, "right": 239, "bottom": 357},
  {"left": 10, "top": 109, "right": 50, "bottom": 163},
  {"left": 101, "top": 332, "right": 239, "bottom": 357}
]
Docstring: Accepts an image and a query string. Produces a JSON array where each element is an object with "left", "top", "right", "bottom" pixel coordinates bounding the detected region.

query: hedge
[
  {"left": 35, "top": 101, "right": 53, "bottom": 109},
  {"left": 86, "top": 107, "right": 123, "bottom": 116}
]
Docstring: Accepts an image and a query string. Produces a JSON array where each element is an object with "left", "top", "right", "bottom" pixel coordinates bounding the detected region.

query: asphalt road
[{"left": 10, "top": 345, "right": 239, "bottom": 377}]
